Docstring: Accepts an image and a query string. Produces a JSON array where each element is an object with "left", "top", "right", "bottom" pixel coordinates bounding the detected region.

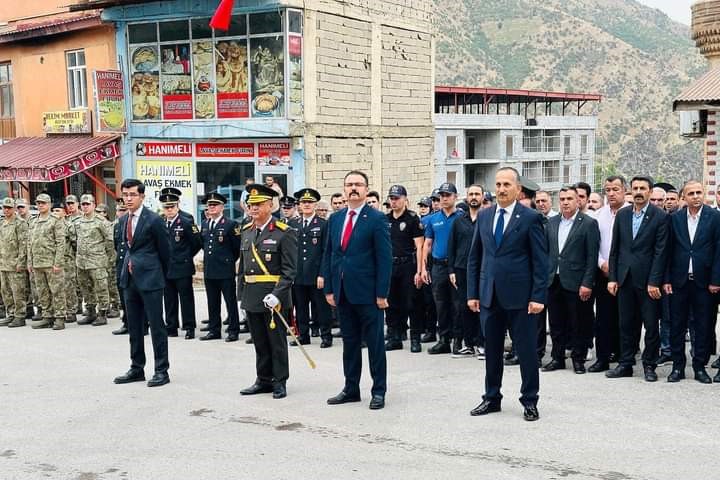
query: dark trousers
[
  {"left": 163, "top": 276, "right": 196, "bottom": 331},
  {"left": 338, "top": 285, "right": 387, "bottom": 397},
  {"left": 246, "top": 310, "right": 289, "bottom": 385},
  {"left": 410, "top": 283, "right": 435, "bottom": 336},
  {"left": 118, "top": 286, "right": 127, "bottom": 327},
  {"left": 670, "top": 279, "right": 713, "bottom": 370},
  {"left": 386, "top": 261, "right": 415, "bottom": 340},
  {"left": 125, "top": 276, "right": 168, "bottom": 374},
  {"left": 536, "top": 309, "right": 547, "bottom": 360},
  {"left": 454, "top": 268, "right": 482, "bottom": 348},
  {"left": 204, "top": 277, "right": 240, "bottom": 336},
  {"left": 293, "top": 284, "right": 331, "bottom": 341},
  {"left": 594, "top": 274, "right": 621, "bottom": 362},
  {"left": 660, "top": 295, "right": 672, "bottom": 356},
  {"left": 481, "top": 293, "right": 539, "bottom": 407},
  {"left": 617, "top": 274, "right": 660, "bottom": 368},
  {"left": 547, "top": 277, "right": 592, "bottom": 362},
  {"left": 431, "top": 263, "right": 457, "bottom": 341}
]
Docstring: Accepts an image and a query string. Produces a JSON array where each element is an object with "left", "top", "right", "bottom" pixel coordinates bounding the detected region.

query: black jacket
[
  {"left": 119, "top": 208, "right": 171, "bottom": 291},
  {"left": 202, "top": 215, "right": 241, "bottom": 280},
  {"left": 545, "top": 211, "right": 599, "bottom": 291},
  {"left": 166, "top": 215, "right": 202, "bottom": 279},
  {"left": 447, "top": 210, "right": 474, "bottom": 274},
  {"left": 289, "top": 215, "right": 326, "bottom": 285},
  {"left": 665, "top": 206, "right": 720, "bottom": 289}
]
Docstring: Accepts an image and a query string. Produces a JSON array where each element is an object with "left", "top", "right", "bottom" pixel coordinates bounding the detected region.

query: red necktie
[
  {"left": 127, "top": 213, "right": 133, "bottom": 273},
  {"left": 341, "top": 210, "right": 356, "bottom": 251}
]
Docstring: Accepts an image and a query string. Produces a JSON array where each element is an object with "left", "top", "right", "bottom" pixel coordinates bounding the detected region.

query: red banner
[
  {"left": 217, "top": 92, "right": 249, "bottom": 118},
  {"left": 162, "top": 94, "right": 193, "bottom": 120},
  {"left": 258, "top": 142, "right": 291, "bottom": 167},
  {"left": 0, "top": 142, "right": 119, "bottom": 182},
  {"left": 195, "top": 142, "right": 255, "bottom": 158}
]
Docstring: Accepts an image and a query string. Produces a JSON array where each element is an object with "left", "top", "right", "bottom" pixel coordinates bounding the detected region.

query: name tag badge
[
  {"left": 263, "top": 239, "right": 277, "bottom": 245},
  {"left": 218, "top": 234, "right": 224, "bottom": 243},
  {"left": 175, "top": 234, "right": 180, "bottom": 242},
  {"left": 312, "top": 238, "right": 318, "bottom": 245},
  {"left": 265, "top": 253, "right": 272, "bottom": 262}
]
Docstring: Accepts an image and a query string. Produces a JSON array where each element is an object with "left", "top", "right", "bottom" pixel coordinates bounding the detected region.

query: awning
[
  {"left": 0, "top": 136, "right": 120, "bottom": 182},
  {"left": 673, "top": 67, "right": 720, "bottom": 111},
  {"left": 0, "top": 12, "right": 103, "bottom": 44}
]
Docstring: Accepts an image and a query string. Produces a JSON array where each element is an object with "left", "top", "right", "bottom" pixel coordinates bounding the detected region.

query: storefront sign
[
  {"left": 195, "top": 142, "right": 255, "bottom": 158},
  {"left": 0, "top": 142, "right": 118, "bottom": 182},
  {"left": 162, "top": 94, "right": 193, "bottom": 120},
  {"left": 258, "top": 142, "right": 290, "bottom": 167},
  {"left": 93, "top": 70, "right": 127, "bottom": 133},
  {"left": 136, "top": 159, "right": 194, "bottom": 213},
  {"left": 42, "top": 110, "right": 91, "bottom": 134},
  {"left": 135, "top": 142, "right": 193, "bottom": 157}
]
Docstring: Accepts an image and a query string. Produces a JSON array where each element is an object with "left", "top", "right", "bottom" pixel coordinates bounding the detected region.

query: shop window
[
  {"left": 250, "top": 36, "right": 284, "bottom": 117},
  {"left": 215, "top": 14, "right": 247, "bottom": 38},
  {"left": 128, "top": 22, "right": 157, "bottom": 43},
  {"left": 249, "top": 12, "right": 283, "bottom": 34},
  {"left": 196, "top": 161, "right": 255, "bottom": 221},
  {"left": 191, "top": 17, "right": 213, "bottom": 39},
  {"left": 159, "top": 20, "right": 190, "bottom": 42},
  {"left": 66, "top": 50, "right": 87, "bottom": 109},
  {"left": 288, "top": 10, "right": 303, "bottom": 34},
  {"left": 0, "top": 62, "right": 13, "bottom": 118}
]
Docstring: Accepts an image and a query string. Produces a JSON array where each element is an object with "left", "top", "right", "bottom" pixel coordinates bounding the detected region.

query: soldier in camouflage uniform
[
  {"left": 0, "top": 198, "right": 28, "bottom": 328},
  {"left": 70, "top": 194, "right": 114, "bottom": 326},
  {"left": 15, "top": 198, "right": 36, "bottom": 320},
  {"left": 50, "top": 202, "right": 76, "bottom": 323},
  {"left": 96, "top": 203, "right": 120, "bottom": 318},
  {"left": 65, "top": 194, "right": 83, "bottom": 315},
  {"left": 27, "top": 193, "right": 67, "bottom": 330}
]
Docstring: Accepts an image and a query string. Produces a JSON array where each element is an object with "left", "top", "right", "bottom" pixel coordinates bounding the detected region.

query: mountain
[{"left": 434, "top": 0, "right": 708, "bottom": 187}]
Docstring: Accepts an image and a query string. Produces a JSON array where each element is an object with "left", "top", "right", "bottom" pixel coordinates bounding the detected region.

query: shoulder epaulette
[
  {"left": 275, "top": 220, "right": 288, "bottom": 231},
  {"left": 242, "top": 222, "right": 254, "bottom": 230}
]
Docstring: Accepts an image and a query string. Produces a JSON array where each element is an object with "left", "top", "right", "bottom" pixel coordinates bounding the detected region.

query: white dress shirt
[
  {"left": 596, "top": 202, "right": 629, "bottom": 268},
  {"left": 302, "top": 214, "right": 315, "bottom": 229},
  {"left": 558, "top": 210, "right": 577, "bottom": 253},
  {"left": 493, "top": 201, "right": 516, "bottom": 233},
  {"left": 688, "top": 206, "right": 703, "bottom": 274},
  {"left": 341, "top": 205, "right": 364, "bottom": 240},
  {"left": 128, "top": 205, "right": 144, "bottom": 239}
]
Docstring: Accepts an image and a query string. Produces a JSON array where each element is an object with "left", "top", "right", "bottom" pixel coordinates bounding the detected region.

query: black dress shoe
[
  {"left": 470, "top": 400, "right": 501, "bottom": 416},
  {"left": 200, "top": 326, "right": 210, "bottom": 332},
  {"left": 327, "top": 391, "right": 361, "bottom": 405},
  {"left": 428, "top": 341, "right": 451, "bottom": 355},
  {"left": 504, "top": 355, "right": 520, "bottom": 366},
  {"left": 605, "top": 365, "right": 633, "bottom": 378},
  {"left": 185, "top": 329, "right": 195, "bottom": 340},
  {"left": 694, "top": 368, "right": 713, "bottom": 384},
  {"left": 114, "top": 369, "right": 145, "bottom": 384},
  {"left": 320, "top": 339, "right": 333, "bottom": 348},
  {"left": 225, "top": 334, "right": 239, "bottom": 342},
  {"left": 240, "top": 383, "right": 273, "bottom": 395},
  {"left": 420, "top": 332, "right": 437, "bottom": 343},
  {"left": 167, "top": 329, "right": 178, "bottom": 337},
  {"left": 147, "top": 372, "right": 170, "bottom": 387},
  {"left": 523, "top": 405, "right": 540, "bottom": 422},
  {"left": 644, "top": 366, "right": 658, "bottom": 382},
  {"left": 711, "top": 357, "right": 720, "bottom": 369},
  {"left": 369, "top": 395, "right": 385, "bottom": 410},
  {"left": 542, "top": 359, "right": 565, "bottom": 372},
  {"left": 199, "top": 332, "right": 221, "bottom": 341},
  {"left": 587, "top": 361, "right": 609, "bottom": 373},
  {"left": 410, "top": 339, "right": 421, "bottom": 353},
  {"left": 385, "top": 340, "right": 403, "bottom": 351},
  {"left": 667, "top": 369, "right": 685, "bottom": 382},
  {"left": 112, "top": 326, "right": 129, "bottom": 335},
  {"left": 273, "top": 384, "right": 287, "bottom": 399},
  {"left": 572, "top": 360, "right": 586, "bottom": 374}
]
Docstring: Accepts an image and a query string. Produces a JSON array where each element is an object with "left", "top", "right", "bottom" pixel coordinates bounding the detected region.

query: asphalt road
[{"left": 1, "top": 292, "right": 718, "bottom": 480}]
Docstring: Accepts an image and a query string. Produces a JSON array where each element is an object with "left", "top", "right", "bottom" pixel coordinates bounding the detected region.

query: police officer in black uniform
[
  {"left": 288, "top": 188, "right": 333, "bottom": 348},
  {"left": 200, "top": 192, "right": 242, "bottom": 342},
  {"left": 410, "top": 197, "right": 437, "bottom": 347},
  {"left": 238, "top": 184, "right": 297, "bottom": 399},
  {"left": 385, "top": 185, "right": 425, "bottom": 352},
  {"left": 161, "top": 192, "right": 202, "bottom": 339},
  {"left": 112, "top": 200, "right": 130, "bottom": 335},
  {"left": 279, "top": 196, "right": 299, "bottom": 223}
]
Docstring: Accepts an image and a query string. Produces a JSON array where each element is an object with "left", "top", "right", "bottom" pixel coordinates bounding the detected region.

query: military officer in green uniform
[
  {"left": 238, "top": 184, "right": 297, "bottom": 400},
  {"left": 65, "top": 194, "right": 83, "bottom": 315},
  {"left": 95, "top": 203, "right": 121, "bottom": 318},
  {"left": 15, "top": 198, "right": 36, "bottom": 320},
  {"left": 51, "top": 202, "right": 76, "bottom": 324},
  {"left": 0, "top": 198, "right": 28, "bottom": 327},
  {"left": 28, "top": 193, "right": 67, "bottom": 330},
  {"left": 70, "top": 194, "right": 114, "bottom": 326}
]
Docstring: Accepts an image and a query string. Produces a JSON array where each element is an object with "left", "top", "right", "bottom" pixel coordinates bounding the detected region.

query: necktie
[
  {"left": 126, "top": 213, "right": 134, "bottom": 244},
  {"left": 166, "top": 220, "right": 171, "bottom": 229},
  {"left": 303, "top": 219, "right": 309, "bottom": 229},
  {"left": 494, "top": 208, "right": 505, "bottom": 247},
  {"left": 341, "top": 210, "right": 356, "bottom": 251},
  {"left": 209, "top": 219, "right": 215, "bottom": 231}
]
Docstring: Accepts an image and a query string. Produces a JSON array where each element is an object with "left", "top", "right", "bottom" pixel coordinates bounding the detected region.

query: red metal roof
[
  {"left": 0, "top": 12, "right": 103, "bottom": 44},
  {"left": 0, "top": 136, "right": 120, "bottom": 182},
  {"left": 673, "top": 67, "right": 720, "bottom": 109},
  {"left": 435, "top": 86, "right": 602, "bottom": 102}
]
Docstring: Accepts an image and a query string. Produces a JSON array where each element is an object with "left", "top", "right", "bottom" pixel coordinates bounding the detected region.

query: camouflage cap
[
  {"left": 95, "top": 203, "right": 108, "bottom": 213},
  {"left": 35, "top": 193, "right": 52, "bottom": 204},
  {"left": 80, "top": 194, "right": 95, "bottom": 204},
  {"left": 15, "top": 198, "right": 27, "bottom": 207},
  {"left": 65, "top": 194, "right": 79, "bottom": 204},
  {"left": 1, "top": 197, "right": 14, "bottom": 208}
]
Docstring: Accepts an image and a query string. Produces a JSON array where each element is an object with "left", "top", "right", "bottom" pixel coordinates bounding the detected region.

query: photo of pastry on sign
[{"left": 130, "top": 45, "right": 161, "bottom": 121}]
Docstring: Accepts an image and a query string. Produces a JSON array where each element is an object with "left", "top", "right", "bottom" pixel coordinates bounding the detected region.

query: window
[
  {"left": 505, "top": 136, "right": 513, "bottom": 157},
  {"left": 581, "top": 135, "right": 589, "bottom": 155},
  {"left": 563, "top": 136, "right": 571, "bottom": 155},
  {"left": 0, "top": 63, "right": 13, "bottom": 118},
  {"left": 66, "top": 50, "right": 87, "bottom": 109},
  {"left": 522, "top": 159, "right": 560, "bottom": 183},
  {"left": 466, "top": 136, "right": 475, "bottom": 159},
  {"left": 563, "top": 165, "right": 571, "bottom": 183},
  {"left": 580, "top": 164, "right": 588, "bottom": 181},
  {"left": 446, "top": 135, "right": 458, "bottom": 158}
]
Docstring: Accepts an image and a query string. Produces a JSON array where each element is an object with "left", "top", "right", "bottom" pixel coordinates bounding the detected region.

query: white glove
[{"left": 263, "top": 294, "right": 280, "bottom": 309}]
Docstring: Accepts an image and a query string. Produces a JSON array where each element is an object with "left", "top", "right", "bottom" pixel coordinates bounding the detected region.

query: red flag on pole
[{"left": 209, "top": 0, "right": 235, "bottom": 31}]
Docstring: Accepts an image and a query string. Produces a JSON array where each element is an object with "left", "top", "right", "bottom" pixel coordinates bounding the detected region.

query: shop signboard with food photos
[
  {"left": 93, "top": 70, "right": 127, "bottom": 133},
  {"left": 127, "top": 10, "right": 296, "bottom": 122}
]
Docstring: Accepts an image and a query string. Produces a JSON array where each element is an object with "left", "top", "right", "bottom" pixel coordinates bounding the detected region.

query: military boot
[
  {"left": 75, "top": 304, "right": 83, "bottom": 315},
  {"left": 92, "top": 310, "right": 107, "bottom": 326},
  {"left": 8, "top": 317, "right": 26, "bottom": 328},
  {"left": 52, "top": 317, "right": 65, "bottom": 330},
  {"left": 78, "top": 306, "right": 97, "bottom": 325},
  {"left": 410, "top": 334, "right": 422, "bottom": 353},
  {"left": 27, "top": 306, "right": 36, "bottom": 320},
  {"left": 0, "top": 316, "right": 13, "bottom": 327},
  {"left": 31, "top": 317, "right": 53, "bottom": 329},
  {"left": 0, "top": 305, "right": 6, "bottom": 319},
  {"left": 65, "top": 313, "right": 76, "bottom": 324},
  {"left": 107, "top": 304, "right": 120, "bottom": 318}
]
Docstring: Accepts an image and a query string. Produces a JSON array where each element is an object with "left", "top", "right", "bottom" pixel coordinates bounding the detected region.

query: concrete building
[
  {"left": 434, "top": 86, "right": 601, "bottom": 198},
  {"left": 67, "top": 0, "right": 434, "bottom": 219}
]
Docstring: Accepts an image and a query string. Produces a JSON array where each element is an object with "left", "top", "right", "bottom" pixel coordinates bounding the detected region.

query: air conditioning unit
[{"left": 679, "top": 110, "right": 708, "bottom": 138}]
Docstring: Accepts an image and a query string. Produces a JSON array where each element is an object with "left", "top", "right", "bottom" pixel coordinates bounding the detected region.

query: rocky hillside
[{"left": 434, "top": 0, "right": 708, "bottom": 186}]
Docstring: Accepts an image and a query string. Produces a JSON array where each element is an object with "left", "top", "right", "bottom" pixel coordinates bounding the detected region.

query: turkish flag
[{"left": 209, "top": 0, "right": 235, "bottom": 31}]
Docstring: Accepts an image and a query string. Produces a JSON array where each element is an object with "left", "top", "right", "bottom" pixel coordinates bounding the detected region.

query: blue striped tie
[{"left": 494, "top": 209, "right": 506, "bottom": 247}]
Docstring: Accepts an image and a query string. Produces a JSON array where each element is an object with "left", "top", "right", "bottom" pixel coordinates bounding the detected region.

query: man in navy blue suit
[
  {"left": 323, "top": 170, "right": 392, "bottom": 410},
  {"left": 114, "top": 178, "right": 171, "bottom": 388},
  {"left": 662, "top": 181, "right": 720, "bottom": 383},
  {"left": 467, "top": 167, "right": 548, "bottom": 421}
]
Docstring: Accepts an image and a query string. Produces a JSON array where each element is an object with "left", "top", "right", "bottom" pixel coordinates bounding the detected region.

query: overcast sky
[{"left": 636, "top": 0, "right": 693, "bottom": 25}]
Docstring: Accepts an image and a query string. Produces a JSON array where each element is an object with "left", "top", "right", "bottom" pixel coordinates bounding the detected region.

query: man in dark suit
[
  {"left": 289, "top": 188, "right": 332, "bottom": 347},
  {"left": 200, "top": 192, "right": 242, "bottom": 342},
  {"left": 467, "top": 167, "right": 548, "bottom": 422},
  {"left": 161, "top": 192, "right": 202, "bottom": 340},
  {"left": 606, "top": 175, "right": 668, "bottom": 382},
  {"left": 323, "top": 170, "right": 392, "bottom": 410},
  {"left": 663, "top": 181, "right": 720, "bottom": 383},
  {"left": 114, "top": 178, "right": 171, "bottom": 388},
  {"left": 543, "top": 186, "right": 599, "bottom": 374}
]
